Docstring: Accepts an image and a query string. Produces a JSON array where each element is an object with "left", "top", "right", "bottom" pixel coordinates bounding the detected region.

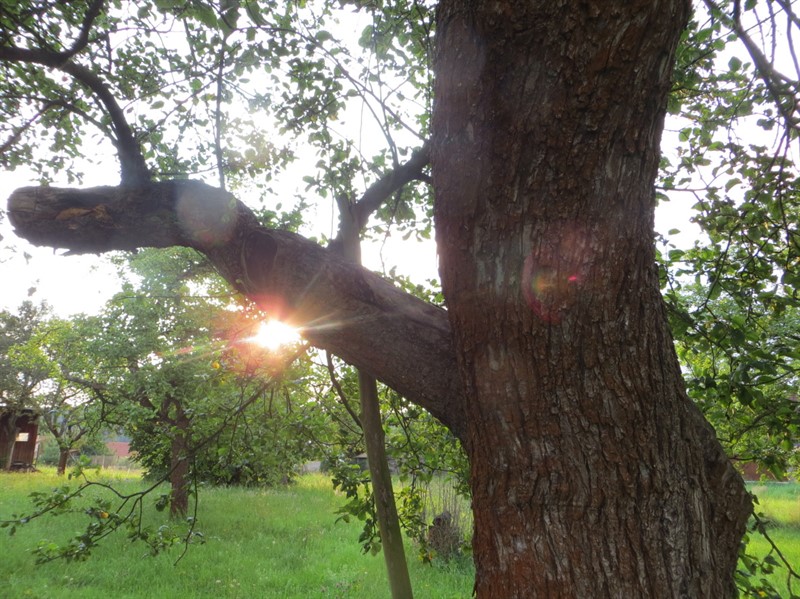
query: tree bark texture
[
  {"left": 6, "top": 183, "right": 465, "bottom": 439},
  {"left": 432, "top": 1, "right": 751, "bottom": 597}
]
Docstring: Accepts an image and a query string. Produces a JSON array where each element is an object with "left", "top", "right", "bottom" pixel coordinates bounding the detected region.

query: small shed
[{"left": 0, "top": 408, "right": 39, "bottom": 470}]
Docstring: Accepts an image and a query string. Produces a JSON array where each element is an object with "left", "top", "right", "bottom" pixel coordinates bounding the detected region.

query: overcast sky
[
  {"left": 0, "top": 163, "right": 446, "bottom": 317},
  {"left": 0, "top": 5, "right": 728, "bottom": 321},
  {"left": 0, "top": 166, "right": 701, "bottom": 319}
]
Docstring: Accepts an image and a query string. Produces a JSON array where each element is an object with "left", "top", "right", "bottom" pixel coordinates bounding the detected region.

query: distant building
[
  {"left": 89, "top": 434, "right": 134, "bottom": 469},
  {"left": 106, "top": 440, "right": 131, "bottom": 459},
  {"left": 736, "top": 461, "right": 789, "bottom": 482},
  {"left": 0, "top": 407, "right": 39, "bottom": 470}
]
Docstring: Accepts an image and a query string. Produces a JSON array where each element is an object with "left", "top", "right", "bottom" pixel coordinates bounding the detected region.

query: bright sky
[
  {"left": 1, "top": 167, "right": 122, "bottom": 317},
  {"left": 0, "top": 161, "right": 699, "bottom": 319},
  {"left": 0, "top": 0, "right": 714, "bottom": 319},
  {"left": 0, "top": 162, "right": 444, "bottom": 317}
]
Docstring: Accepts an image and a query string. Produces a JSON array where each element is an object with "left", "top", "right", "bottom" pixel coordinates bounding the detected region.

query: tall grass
[
  {"left": 744, "top": 483, "right": 800, "bottom": 597},
  {"left": 0, "top": 469, "right": 473, "bottom": 598},
  {"left": 2, "top": 469, "right": 797, "bottom": 597}
]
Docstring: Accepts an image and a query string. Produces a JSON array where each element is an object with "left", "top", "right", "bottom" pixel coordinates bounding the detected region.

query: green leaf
[
  {"left": 191, "top": 6, "right": 217, "bottom": 29},
  {"left": 668, "top": 249, "right": 685, "bottom": 261}
]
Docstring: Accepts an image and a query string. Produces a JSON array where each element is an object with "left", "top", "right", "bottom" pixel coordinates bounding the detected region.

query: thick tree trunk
[{"left": 432, "top": 1, "right": 751, "bottom": 597}]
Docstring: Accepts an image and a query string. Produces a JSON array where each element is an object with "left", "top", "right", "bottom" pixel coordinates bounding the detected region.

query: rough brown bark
[
  {"left": 431, "top": 1, "right": 751, "bottom": 597},
  {"left": 4, "top": 2, "right": 757, "bottom": 594},
  {"left": 6, "top": 183, "right": 465, "bottom": 439}
]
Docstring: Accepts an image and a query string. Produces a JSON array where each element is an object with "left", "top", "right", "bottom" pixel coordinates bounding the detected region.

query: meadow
[
  {"left": 0, "top": 469, "right": 798, "bottom": 598},
  {"left": 745, "top": 483, "right": 800, "bottom": 596},
  {"left": 0, "top": 469, "right": 473, "bottom": 598}
]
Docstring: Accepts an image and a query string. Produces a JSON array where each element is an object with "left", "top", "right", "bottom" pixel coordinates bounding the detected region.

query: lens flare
[
  {"left": 522, "top": 260, "right": 581, "bottom": 323},
  {"left": 247, "top": 320, "right": 301, "bottom": 351},
  {"left": 521, "top": 225, "right": 589, "bottom": 323},
  {"left": 175, "top": 184, "right": 238, "bottom": 247}
]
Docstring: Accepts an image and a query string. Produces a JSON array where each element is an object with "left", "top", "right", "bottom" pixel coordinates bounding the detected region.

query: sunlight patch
[{"left": 246, "top": 320, "right": 301, "bottom": 351}]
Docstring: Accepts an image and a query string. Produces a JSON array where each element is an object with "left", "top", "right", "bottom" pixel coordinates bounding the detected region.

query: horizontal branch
[
  {"left": 352, "top": 141, "right": 430, "bottom": 231},
  {"left": 7, "top": 181, "right": 465, "bottom": 438}
]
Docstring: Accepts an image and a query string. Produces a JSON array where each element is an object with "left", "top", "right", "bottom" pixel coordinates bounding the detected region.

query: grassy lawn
[
  {"left": 0, "top": 469, "right": 473, "bottom": 598},
  {"left": 2, "top": 469, "right": 799, "bottom": 598},
  {"left": 745, "top": 483, "right": 800, "bottom": 596}
]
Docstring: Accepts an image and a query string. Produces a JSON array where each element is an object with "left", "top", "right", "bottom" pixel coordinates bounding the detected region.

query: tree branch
[
  {"left": 706, "top": 0, "right": 800, "bottom": 131},
  {"left": 65, "top": 0, "right": 105, "bottom": 59},
  {"left": 325, "top": 352, "right": 362, "bottom": 429},
  {"left": 0, "top": 101, "right": 59, "bottom": 159},
  {"left": 330, "top": 142, "right": 430, "bottom": 249},
  {"left": 6, "top": 181, "right": 465, "bottom": 438},
  {"left": 0, "top": 0, "right": 150, "bottom": 185},
  {"left": 58, "top": 61, "right": 150, "bottom": 185}
]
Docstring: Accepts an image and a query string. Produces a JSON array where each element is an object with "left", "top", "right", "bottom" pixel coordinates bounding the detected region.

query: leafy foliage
[
  {"left": 320, "top": 355, "right": 469, "bottom": 560},
  {"left": 657, "top": 3, "right": 800, "bottom": 594},
  {"left": 3, "top": 0, "right": 800, "bottom": 592},
  {"left": 658, "top": 1, "right": 800, "bottom": 483},
  {"left": 0, "top": 457, "right": 204, "bottom": 562},
  {"left": 91, "top": 248, "right": 322, "bottom": 495}
]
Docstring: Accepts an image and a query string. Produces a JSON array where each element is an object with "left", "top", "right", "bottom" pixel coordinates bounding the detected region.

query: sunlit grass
[
  {"left": 0, "top": 469, "right": 474, "bottom": 598},
  {"left": 3, "top": 470, "right": 795, "bottom": 597},
  {"left": 745, "top": 483, "right": 800, "bottom": 596},
  {"left": 750, "top": 483, "right": 800, "bottom": 528}
]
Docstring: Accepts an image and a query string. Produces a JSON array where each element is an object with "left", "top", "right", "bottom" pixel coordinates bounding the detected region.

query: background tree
[
  {"left": 666, "top": 283, "right": 800, "bottom": 478},
  {"left": 90, "top": 248, "right": 241, "bottom": 516},
  {"left": 0, "top": 301, "right": 50, "bottom": 470},
  {"left": 3, "top": 0, "right": 800, "bottom": 596},
  {"left": 81, "top": 247, "right": 317, "bottom": 515},
  {"left": 15, "top": 315, "right": 107, "bottom": 475},
  {"left": 658, "top": 0, "right": 800, "bottom": 485}
]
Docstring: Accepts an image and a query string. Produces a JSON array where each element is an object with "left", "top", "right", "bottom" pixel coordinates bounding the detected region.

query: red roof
[{"left": 105, "top": 441, "right": 131, "bottom": 458}]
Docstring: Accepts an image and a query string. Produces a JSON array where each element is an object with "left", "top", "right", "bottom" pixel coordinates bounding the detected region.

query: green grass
[
  {"left": 0, "top": 469, "right": 474, "bottom": 598},
  {"left": 745, "top": 483, "right": 800, "bottom": 596},
  {"left": 2, "top": 470, "right": 798, "bottom": 597},
  {"left": 750, "top": 483, "right": 800, "bottom": 528}
]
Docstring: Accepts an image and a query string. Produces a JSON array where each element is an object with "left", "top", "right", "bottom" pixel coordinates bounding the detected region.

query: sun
[{"left": 248, "top": 320, "right": 301, "bottom": 351}]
